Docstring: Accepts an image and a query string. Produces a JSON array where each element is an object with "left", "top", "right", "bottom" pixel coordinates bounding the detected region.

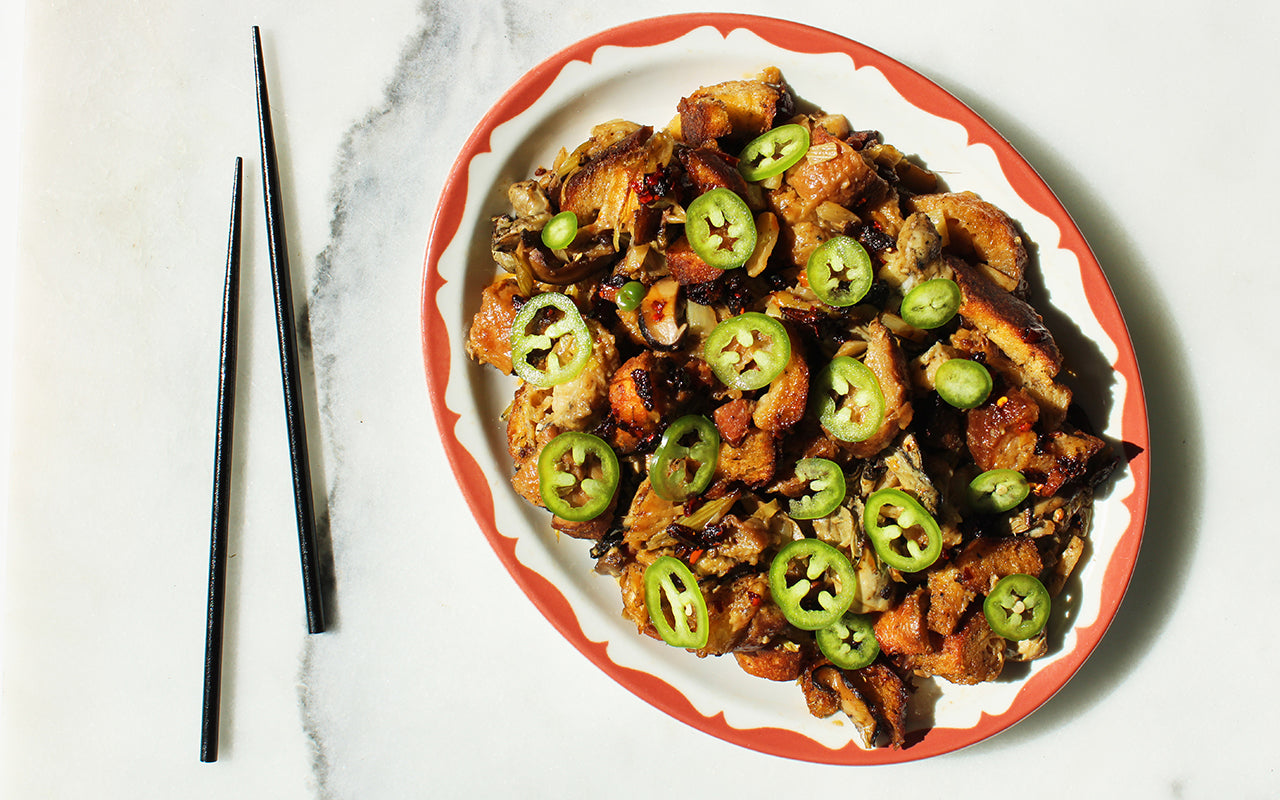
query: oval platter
[{"left": 421, "top": 13, "right": 1149, "bottom": 764}]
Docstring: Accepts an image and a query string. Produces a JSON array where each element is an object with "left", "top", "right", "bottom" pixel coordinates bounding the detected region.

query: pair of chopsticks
[{"left": 201, "top": 26, "right": 326, "bottom": 763}]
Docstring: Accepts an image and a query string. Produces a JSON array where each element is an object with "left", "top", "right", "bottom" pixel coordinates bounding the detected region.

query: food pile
[{"left": 465, "top": 68, "right": 1114, "bottom": 748}]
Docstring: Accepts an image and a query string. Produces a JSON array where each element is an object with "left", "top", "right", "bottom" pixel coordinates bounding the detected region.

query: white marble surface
[{"left": 4, "top": 0, "right": 1278, "bottom": 797}]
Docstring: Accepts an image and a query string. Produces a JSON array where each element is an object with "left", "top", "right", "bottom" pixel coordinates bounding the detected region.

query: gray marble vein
[{"left": 298, "top": 1, "right": 565, "bottom": 794}]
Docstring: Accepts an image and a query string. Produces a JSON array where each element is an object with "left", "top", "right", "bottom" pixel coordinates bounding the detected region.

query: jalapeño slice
[
  {"left": 737, "top": 123, "right": 811, "bottom": 182},
  {"left": 935, "top": 358, "right": 993, "bottom": 409},
  {"left": 806, "top": 236, "right": 873, "bottom": 308},
  {"left": 536, "top": 432, "right": 619, "bottom": 522},
  {"left": 788, "top": 458, "right": 847, "bottom": 520},
  {"left": 644, "top": 556, "right": 710, "bottom": 649},
  {"left": 767, "top": 539, "right": 858, "bottom": 631},
  {"left": 540, "top": 210, "right": 578, "bottom": 250},
  {"left": 704, "top": 312, "right": 792, "bottom": 391},
  {"left": 984, "top": 573, "right": 1051, "bottom": 641},
  {"left": 899, "top": 278, "right": 961, "bottom": 329},
  {"left": 816, "top": 612, "right": 880, "bottom": 671},
  {"left": 685, "top": 188, "right": 757, "bottom": 270},
  {"left": 863, "top": 488, "right": 943, "bottom": 572},
  {"left": 968, "top": 469, "right": 1031, "bottom": 513},
  {"left": 649, "top": 415, "right": 721, "bottom": 503},
  {"left": 812, "top": 356, "right": 885, "bottom": 442},
  {"left": 510, "top": 292, "right": 593, "bottom": 388}
]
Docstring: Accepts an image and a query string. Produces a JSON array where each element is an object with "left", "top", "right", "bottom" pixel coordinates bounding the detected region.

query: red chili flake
[{"left": 631, "top": 169, "right": 671, "bottom": 205}]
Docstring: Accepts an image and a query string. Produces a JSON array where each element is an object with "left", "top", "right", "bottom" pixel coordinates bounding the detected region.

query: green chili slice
[
  {"left": 816, "top": 612, "right": 880, "bottom": 671},
  {"left": 812, "top": 356, "right": 885, "bottom": 442},
  {"left": 935, "top": 358, "right": 993, "bottom": 409},
  {"left": 644, "top": 556, "right": 709, "bottom": 649},
  {"left": 983, "top": 573, "right": 1051, "bottom": 641},
  {"left": 863, "top": 488, "right": 943, "bottom": 572},
  {"left": 649, "top": 415, "right": 721, "bottom": 503},
  {"left": 510, "top": 292, "right": 593, "bottom": 388},
  {"left": 685, "top": 188, "right": 757, "bottom": 270},
  {"left": 737, "top": 124, "right": 811, "bottom": 182},
  {"left": 788, "top": 458, "right": 847, "bottom": 520},
  {"left": 767, "top": 539, "right": 858, "bottom": 631},
  {"left": 540, "top": 210, "right": 578, "bottom": 250},
  {"left": 900, "top": 278, "right": 961, "bottom": 329},
  {"left": 806, "top": 236, "right": 873, "bottom": 308},
  {"left": 968, "top": 469, "right": 1031, "bottom": 513},
  {"left": 536, "top": 432, "right": 619, "bottom": 522},
  {"left": 704, "top": 312, "right": 792, "bottom": 391},
  {"left": 616, "top": 280, "right": 646, "bottom": 311}
]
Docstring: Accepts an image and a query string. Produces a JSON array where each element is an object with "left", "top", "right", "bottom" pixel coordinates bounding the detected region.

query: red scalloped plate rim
[{"left": 420, "top": 13, "right": 1149, "bottom": 764}]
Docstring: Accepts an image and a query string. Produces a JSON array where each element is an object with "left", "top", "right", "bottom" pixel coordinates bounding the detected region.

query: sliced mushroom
[
  {"left": 521, "top": 231, "right": 613, "bottom": 286},
  {"left": 809, "top": 666, "right": 880, "bottom": 749},
  {"left": 637, "top": 276, "right": 686, "bottom": 351}
]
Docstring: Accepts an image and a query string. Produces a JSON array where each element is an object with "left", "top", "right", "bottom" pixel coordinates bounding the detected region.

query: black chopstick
[
  {"left": 202, "top": 156, "right": 243, "bottom": 763},
  {"left": 253, "top": 26, "right": 326, "bottom": 635}
]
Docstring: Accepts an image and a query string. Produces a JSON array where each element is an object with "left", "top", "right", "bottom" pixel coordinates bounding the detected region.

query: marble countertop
[{"left": 4, "top": 1, "right": 1277, "bottom": 797}]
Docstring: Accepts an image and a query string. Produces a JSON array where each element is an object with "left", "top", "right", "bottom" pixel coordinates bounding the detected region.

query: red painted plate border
[{"left": 420, "top": 13, "right": 1149, "bottom": 764}]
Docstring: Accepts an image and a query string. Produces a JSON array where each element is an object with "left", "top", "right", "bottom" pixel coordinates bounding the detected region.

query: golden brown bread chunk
[
  {"left": 734, "top": 647, "right": 805, "bottom": 682},
  {"left": 713, "top": 427, "right": 777, "bottom": 489},
  {"left": 844, "top": 319, "right": 914, "bottom": 459},
  {"left": 560, "top": 126, "right": 672, "bottom": 241},
  {"left": 874, "top": 585, "right": 932, "bottom": 656},
  {"left": 966, "top": 386, "right": 1106, "bottom": 497},
  {"left": 927, "top": 562, "right": 969, "bottom": 636},
  {"left": 679, "top": 146, "right": 750, "bottom": 197},
  {"left": 677, "top": 79, "right": 787, "bottom": 147},
  {"left": 698, "top": 573, "right": 771, "bottom": 656},
  {"left": 926, "top": 536, "right": 1044, "bottom": 636},
  {"left": 950, "top": 325, "right": 1072, "bottom": 429},
  {"left": 782, "top": 126, "right": 878, "bottom": 217},
  {"left": 902, "top": 610, "right": 1005, "bottom": 685},
  {"left": 954, "top": 536, "right": 1043, "bottom": 595},
  {"left": 910, "top": 191, "right": 1027, "bottom": 291},
  {"left": 464, "top": 275, "right": 523, "bottom": 375},
  {"left": 954, "top": 262, "right": 1061, "bottom": 381},
  {"left": 608, "top": 352, "right": 668, "bottom": 440},
  {"left": 752, "top": 340, "right": 809, "bottom": 433},
  {"left": 664, "top": 236, "right": 722, "bottom": 286}
]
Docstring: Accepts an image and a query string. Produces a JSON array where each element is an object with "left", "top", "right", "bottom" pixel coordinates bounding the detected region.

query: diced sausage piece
[{"left": 713, "top": 398, "right": 756, "bottom": 447}]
